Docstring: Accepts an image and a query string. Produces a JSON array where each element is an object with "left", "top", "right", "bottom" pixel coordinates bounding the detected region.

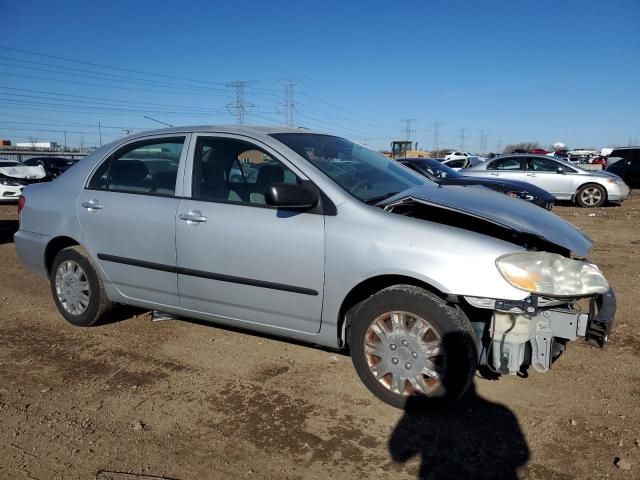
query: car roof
[{"left": 120, "top": 125, "right": 325, "bottom": 138}]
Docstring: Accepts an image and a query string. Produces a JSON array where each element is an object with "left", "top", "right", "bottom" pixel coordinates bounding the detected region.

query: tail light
[{"left": 17, "top": 195, "right": 25, "bottom": 215}]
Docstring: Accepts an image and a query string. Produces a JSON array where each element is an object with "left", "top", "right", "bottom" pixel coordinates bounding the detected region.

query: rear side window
[
  {"left": 88, "top": 137, "right": 185, "bottom": 195},
  {"left": 488, "top": 157, "right": 522, "bottom": 170}
]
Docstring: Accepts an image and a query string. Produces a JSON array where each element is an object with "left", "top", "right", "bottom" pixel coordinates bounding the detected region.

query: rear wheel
[
  {"left": 349, "top": 285, "right": 477, "bottom": 409},
  {"left": 576, "top": 183, "right": 606, "bottom": 208},
  {"left": 50, "top": 246, "right": 112, "bottom": 326}
]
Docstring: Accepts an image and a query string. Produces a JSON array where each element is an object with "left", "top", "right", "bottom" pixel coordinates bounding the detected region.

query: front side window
[
  {"left": 192, "top": 137, "right": 300, "bottom": 206},
  {"left": 488, "top": 157, "right": 522, "bottom": 171},
  {"left": 270, "top": 133, "right": 424, "bottom": 203},
  {"left": 446, "top": 159, "right": 466, "bottom": 169},
  {"left": 88, "top": 137, "right": 185, "bottom": 195}
]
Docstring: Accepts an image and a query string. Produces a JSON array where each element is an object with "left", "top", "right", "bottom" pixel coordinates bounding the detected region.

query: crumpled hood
[
  {"left": 379, "top": 184, "right": 593, "bottom": 257},
  {"left": 0, "top": 165, "right": 46, "bottom": 180}
]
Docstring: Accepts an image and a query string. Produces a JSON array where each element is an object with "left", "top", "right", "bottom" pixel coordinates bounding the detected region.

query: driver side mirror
[
  {"left": 556, "top": 166, "right": 565, "bottom": 174},
  {"left": 266, "top": 183, "right": 319, "bottom": 210}
]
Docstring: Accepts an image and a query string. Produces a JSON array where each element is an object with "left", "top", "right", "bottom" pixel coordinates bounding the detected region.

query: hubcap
[
  {"left": 581, "top": 187, "right": 602, "bottom": 206},
  {"left": 364, "top": 311, "right": 445, "bottom": 396},
  {"left": 55, "top": 260, "right": 90, "bottom": 315}
]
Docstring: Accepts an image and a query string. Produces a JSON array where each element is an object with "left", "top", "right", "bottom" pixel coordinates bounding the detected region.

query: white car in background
[
  {"left": 567, "top": 148, "right": 598, "bottom": 159},
  {"left": 441, "top": 156, "right": 485, "bottom": 171},
  {"left": 0, "top": 159, "right": 46, "bottom": 202},
  {"left": 444, "top": 151, "right": 473, "bottom": 161}
]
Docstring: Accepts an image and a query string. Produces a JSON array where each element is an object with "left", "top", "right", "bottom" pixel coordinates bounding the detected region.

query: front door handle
[
  {"left": 179, "top": 210, "right": 207, "bottom": 223},
  {"left": 81, "top": 199, "right": 103, "bottom": 210},
  {"left": 526, "top": 173, "right": 537, "bottom": 177},
  {"left": 489, "top": 172, "right": 499, "bottom": 176}
]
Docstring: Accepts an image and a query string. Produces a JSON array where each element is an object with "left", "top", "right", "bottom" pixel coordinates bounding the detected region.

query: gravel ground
[{"left": 0, "top": 193, "right": 638, "bottom": 480}]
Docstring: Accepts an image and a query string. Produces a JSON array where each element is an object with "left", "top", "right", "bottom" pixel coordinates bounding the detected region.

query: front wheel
[
  {"left": 576, "top": 183, "right": 606, "bottom": 208},
  {"left": 349, "top": 285, "right": 477, "bottom": 409},
  {"left": 50, "top": 246, "right": 112, "bottom": 326}
]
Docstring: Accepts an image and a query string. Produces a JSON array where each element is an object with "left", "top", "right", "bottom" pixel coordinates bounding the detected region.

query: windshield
[
  {"left": 409, "top": 159, "right": 463, "bottom": 179},
  {"left": 270, "top": 133, "right": 426, "bottom": 202}
]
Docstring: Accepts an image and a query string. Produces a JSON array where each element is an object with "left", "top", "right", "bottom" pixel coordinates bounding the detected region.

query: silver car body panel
[{"left": 15, "top": 126, "right": 605, "bottom": 349}]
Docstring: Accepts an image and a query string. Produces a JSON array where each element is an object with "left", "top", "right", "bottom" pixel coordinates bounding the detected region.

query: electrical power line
[{"left": 457, "top": 129, "right": 468, "bottom": 151}]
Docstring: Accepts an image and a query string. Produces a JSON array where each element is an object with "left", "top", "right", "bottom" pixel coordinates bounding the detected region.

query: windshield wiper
[{"left": 364, "top": 192, "right": 400, "bottom": 205}]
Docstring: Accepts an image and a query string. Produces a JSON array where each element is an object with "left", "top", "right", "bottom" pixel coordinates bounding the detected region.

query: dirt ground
[{"left": 0, "top": 194, "right": 639, "bottom": 480}]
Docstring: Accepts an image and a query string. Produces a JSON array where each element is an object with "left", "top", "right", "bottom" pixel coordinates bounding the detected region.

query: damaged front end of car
[{"left": 379, "top": 186, "right": 616, "bottom": 376}]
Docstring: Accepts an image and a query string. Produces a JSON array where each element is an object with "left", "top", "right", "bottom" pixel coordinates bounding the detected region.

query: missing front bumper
[{"left": 473, "top": 288, "right": 616, "bottom": 375}]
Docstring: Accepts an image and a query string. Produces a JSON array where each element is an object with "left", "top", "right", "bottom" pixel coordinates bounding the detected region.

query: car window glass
[
  {"left": 192, "top": 137, "right": 300, "bottom": 206},
  {"left": 526, "top": 157, "right": 560, "bottom": 172},
  {"left": 88, "top": 138, "right": 184, "bottom": 195},
  {"left": 447, "top": 159, "right": 465, "bottom": 168},
  {"left": 488, "top": 158, "right": 521, "bottom": 170}
]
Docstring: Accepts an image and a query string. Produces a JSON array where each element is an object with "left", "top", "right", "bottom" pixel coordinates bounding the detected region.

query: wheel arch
[
  {"left": 574, "top": 181, "right": 608, "bottom": 205},
  {"left": 336, "top": 274, "right": 448, "bottom": 349},
  {"left": 44, "top": 236, "right": 81, "bottom": 276}
]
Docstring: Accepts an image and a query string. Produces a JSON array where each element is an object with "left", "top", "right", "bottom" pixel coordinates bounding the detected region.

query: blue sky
[{"left": 1, "top": 0, "right": 639, "bottom": 151}]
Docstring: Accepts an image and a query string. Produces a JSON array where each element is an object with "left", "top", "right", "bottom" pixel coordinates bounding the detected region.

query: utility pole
[
  {"left": 227, "top": 80, "right": 254, "bottom": 125},
  {"left": 457, "top": 129, "right": 468, "bottom": 151},
  {"left": 97, "top": 121, "right": 102, "bottom": 147},
  {"left": 401, "top": 119, "right": 416, "bottom": 141},
  {"left": 432, "top": 121, "right": 442, "bottom": 156},
  {"left": 496, "top": 136, "right": 503, "bottom": 153},
  {"left": 63, "top": 131, "right": 67, "bottom": 151}
]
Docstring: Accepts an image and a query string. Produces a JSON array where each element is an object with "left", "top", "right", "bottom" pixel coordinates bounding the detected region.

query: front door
[
  {"left": 77, "top": 135, "right": 189, "bottom": 306},
  {"left": 523, "top": 156, "right": 575, "bottom": 198},
  {"left": 175, "top": 135, "right": 325, "bottom": 334}
]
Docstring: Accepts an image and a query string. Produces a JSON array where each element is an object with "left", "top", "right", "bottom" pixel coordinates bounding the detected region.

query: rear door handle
[
  {"left": 179, "top": 210, "right": 207, "bottom": 223},
  {"left": 489, "top": 172, "right": 499, "bottom": 176},
  {"left": 81, "top": 200, "right": 103, "bottom": 210},
  {"left": 526, "top": 173, "right": 537, "bottom": 177}
]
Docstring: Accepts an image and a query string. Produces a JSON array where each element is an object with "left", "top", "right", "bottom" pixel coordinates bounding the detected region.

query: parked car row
[
  {"left": 15, "top": 126, "right": 617, "bottom": 409},
  {"left": 0, "top": 156, "right": 79, "bottom": 202}
]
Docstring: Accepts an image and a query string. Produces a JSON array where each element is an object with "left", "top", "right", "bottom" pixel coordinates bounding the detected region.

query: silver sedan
[
  {"left": 464, "top": 154, "right": 630, "bottom": 207},
  {"left": 14, "top": 126, "right": 616, "bottom": 409}
]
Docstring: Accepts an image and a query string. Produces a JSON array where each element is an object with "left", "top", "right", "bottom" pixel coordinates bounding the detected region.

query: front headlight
[
  {"left": 0, "top": 177, "right": 20, "bottom": 187},
  {"left": 496, "top": 252, "right": 609, "bottom": 296}
]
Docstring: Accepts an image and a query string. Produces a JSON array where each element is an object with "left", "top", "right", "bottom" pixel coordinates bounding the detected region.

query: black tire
[
  {"left": 349, "top": 285, "right": 477, "bottom": 410},
  {"left": 575, "top": 183, "right": 606, "bottom": 208},
  {"left": 50, "top": 246, "right": 112, "bottom": 326}
]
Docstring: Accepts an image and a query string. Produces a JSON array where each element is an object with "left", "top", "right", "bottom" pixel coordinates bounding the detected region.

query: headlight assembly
[
  {"left": 0, "top": 177, "right": 20, "bottom": 187},
  {"left": 496, "top": 252, "right": 609, "bottom": 297}
]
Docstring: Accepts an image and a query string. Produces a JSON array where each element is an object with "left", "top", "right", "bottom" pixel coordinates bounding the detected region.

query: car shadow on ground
[
  {"left": 0, "top": 219, "right": 18, "bottom": 245},
  {"left": 388, "top": 332, "right": 529, "bottom": 480}
]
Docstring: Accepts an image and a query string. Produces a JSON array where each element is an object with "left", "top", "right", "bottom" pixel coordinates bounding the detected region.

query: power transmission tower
[
  {"left": 283, "top": 80, "right": 297, "bottom": 127},
  {"left": 432, "top": 121, "right": 442, "bottom": 155},
  {"left": 401, "top": 119, "right": 416, "bottom": 141},
  {"left": 479, "top": 130, "right": 489, "bottom": 155},
  {"left": 457, "top": 129, "right": 468, "bottom": 151},
  {"left": 227, "top": 80, "right": 254, "bottom": 126}
]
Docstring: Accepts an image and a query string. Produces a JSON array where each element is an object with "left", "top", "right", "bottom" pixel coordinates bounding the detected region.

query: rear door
[
  {"left": 523, "top": 156, "right": 574, "bottom": 198},
  {"left": 175, "top": 134, "right": 325, "bottom": 334},
  {"left": 484, "top": 156, "right": 526, "bottom": 181},
  {"left": 76, "top": 135, "right": 189, "bottom": 306}
]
